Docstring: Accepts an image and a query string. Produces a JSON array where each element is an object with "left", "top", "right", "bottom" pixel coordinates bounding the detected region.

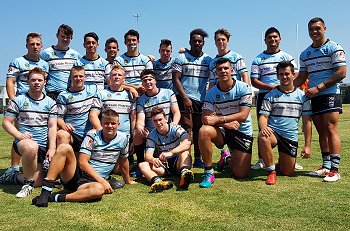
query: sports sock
[
  {"left": 151, "top": 176, "right": 162, "bottom": 184},
  {"left": 12, "top": 165, "right": 20, "bottom": 172},
  {"left": 180, "top": 168, "right": 189, "bottom": 176},
  {"left": 329, "top": 154, "right": 340, "bottom": 172},
  {"left": 204, "top": 168, "right": 214, "bottom": 175},
  {"left": 265, "top": 165, "right": 275, "bottom": 172},
  {"left": 34, "top": 179, "right": 55, "bottom": 207},
  {"left": 224, "top": 155, "right": 232, "bottom": 165},
  {"left": 51, "top": 194, "right": 66, "bottom": 202},
  {"left": 24, "top": 178, "right": 35, "bottom": 187},
  {"left": 321, "top": 152, "right": 331, "bottom": 170}
]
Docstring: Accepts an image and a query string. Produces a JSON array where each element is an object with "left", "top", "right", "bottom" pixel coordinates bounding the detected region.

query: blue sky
[{"left": 0, "top": 0, "right": 349, "bottom": 85}]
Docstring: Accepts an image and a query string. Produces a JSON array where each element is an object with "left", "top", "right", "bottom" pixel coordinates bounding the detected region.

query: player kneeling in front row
[
  {"left": 199, "top": 58, "right": 254, "bottom": 188},
  {"left": 33, "top": 109, "right": 136, "bottom": 207},
  {"left": 258, "top": 61, "right": 312, "bottom": 185},
  {"left": 139, "top": 107, "right": 193, "bottom": 193}
]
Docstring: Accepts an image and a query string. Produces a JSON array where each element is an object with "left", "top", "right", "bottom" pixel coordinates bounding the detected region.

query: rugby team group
[{"left": 0, "top": 17, "right": 346, "bottom": 207}]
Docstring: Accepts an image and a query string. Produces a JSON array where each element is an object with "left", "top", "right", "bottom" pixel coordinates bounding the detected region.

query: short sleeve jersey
[
  {"left": 56, "top": 84, "right": 98, "bottom": 137},
  {"left": 209, "top": 50, "right": 248, "bottom": 83},
  {"left": 259, "top": 87, "right": 312, "bottom": 142},
  {"left": 114, "top": 53, "right": 153, "bottom": 86},
  {"left": 80, "top": 130, "right": 129, "bottom": 179},
  {"left": 250, "top": 50, "right": 298, "bottom": 93},
  {"left": 145, "top": 124, "right": 188, "bottom": 157},
  {"left": 7, "top": 56, "right": 49, "bottom": 96},
  {"left": 5, "top": 93, "right": 57, "bottom": 147},
  {"left": 40, "top": 46, "right": 81, "bottom": 92},
  {"left": 299, "top": 40, "right": 346, "bottom": 96},
  {"left": 136, "top": 88, "right": 177, "bottom": 130},
  {"left": 203, "top": 81, "right": 253, "bottom": 136},
  {"left": 153, "top": 58, "right": 175, "bottom": 91},
  {"left": 91, "top": 88, "right": 135, "bottom": 135},
  {"left": 172, "top": 51, "right": 212, "bottom": 101}
]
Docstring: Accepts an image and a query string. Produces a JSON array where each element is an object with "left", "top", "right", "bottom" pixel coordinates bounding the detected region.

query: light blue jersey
[
  {"left": 209, "top": 50, "right": 248, "bottom": 83},
  {"left": 203, "top": 81, "right": 253, "bottom": 136},
  {"left": 251, "top": 50, "right": 298, "bottom": 93},
  {"left": 136, "top": 88, "right": 177, "bottom": 130},
  {"left": 7, "top": 56, "right": 49, "bottom": 96},
  {"left": 173, "top": 51, "right": 212, "bottom": 101},
  {"left": 74, "top": 56, "right": 109, "bottom": 90},
  {"left": 153, "top": 58, "right": 175, "bottom": 91},
  {"left": 91, "top": 88, "right": 135, "bottom": 135},
  {"left": 260, "top": 87, "right": 312, "bottom": 142},
  {"left": 5, "top": 93, "right": 57, "bottom": 147},
  {"left": 80, "top": 130, "right": 129, "bottom": 179},
  {"left": 300, "top": 40, "right": 346, "bottom": 96},
  {"left": 56, "top": 84, "right": 98, "bottom": 137},
  {"left": 114, "top": 53, "right": 153, "bottom": 86},
  {"left": 40, "top": 46, "right": 81, "bottom": 92},
  {"left": 145, "top": 124, "right": 188, "bottom": 156}
]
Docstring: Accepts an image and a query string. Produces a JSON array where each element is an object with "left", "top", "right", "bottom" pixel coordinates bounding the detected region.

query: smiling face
[
  {"left": 84, "top": 36, "right": 98, "bottom": 55},
  {"left": 141, "top": 75, "right": 156, "bottom": 91},
  {"left": 189, "top": 34, "right": 204, "bottom": 53},
  {"left": 216, "top": 60, "right": 233, "bottom": 82},
  {"left": 159, "top": 44, "right": 172, "bottom": 62},
  {"left": 124, "top": 35, "right": 139, "bottom": 52},
  {"left": 215, "top": 33, "right": 228, "bottom": 53},
  {"left": 101, "top": 115, "right": 119, "bottom": 137},
  {"left": 277, "top": 66, "right": 295, "bottom": 87},
  {"left": 28, "top": 73, "right": 46, "bottom": 94},
  {"left": 105, "top": 42, "right": 119, "bottom": 59},
  {"left": 265, "top": 32, "right": 281, "bottom": 51},
  {"left": 308, "top": 21, "right": 326, "bottom": 45},
  {"left": 70, "top": 68, "right": 85, "bottom": 90},
  {"left": 56, "top": 31, "right": 72, "bottom": 49}
]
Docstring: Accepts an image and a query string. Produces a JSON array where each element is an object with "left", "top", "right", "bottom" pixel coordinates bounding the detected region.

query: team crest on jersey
[
  {"left": 306, "top": 51, "right": 311, "bottom": 58},
  {"left": 261, "top": 57, "right": 266, "bottom": 62},
  {"left": 146, "top": 100, "right": 150, "bottom": 106},
  {"left": 107, "top": 93, "right": 112, "bottom": 99},
  {"left": 87, "top": 91, "right": 92, "bottom": 96},
  {"left": 44, "top": 105, "right": 51, "bottom": 111},
  {"left": 23, "top": 101, "right": 29, "bottom": 109},
  {"left": 216, "top": 94, "right": 221, "bottom": 101},
  {"left": 186, "top": 57, "right": 191, "bottom": 62},
  {"left": 99, "top": 63, "right": 105, "bottom": 68},
  {"left": 123, "top": 59, "right": 129, "bottom": 65},
  {"left": 25, "top": 63, "right": 30, "bottom": 69},
  {"left": 68, "top": 95, "right": 74, "bottom": 101},
  {"left": 324, "top": 48, "right": 329, "bottom": 55},
  {"left": 161, "top": 96, "right": 167, "bottom": 102}
]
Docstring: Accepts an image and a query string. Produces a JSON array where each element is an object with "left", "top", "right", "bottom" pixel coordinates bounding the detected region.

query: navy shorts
[
  {"left": 176, "top": 95, "right": 203, "bottom": 115},
  {"left": 61, "top": 165, "right": 97, "bottom": 191},
  {"left": 311, "top": 94, "right": 342, "bottom": 116},
  {"left": 219, "top": 128, "right": 253, "bottom": 154},
  {"left": 274, "top": 132, "right": 298, "bottom": 158}
]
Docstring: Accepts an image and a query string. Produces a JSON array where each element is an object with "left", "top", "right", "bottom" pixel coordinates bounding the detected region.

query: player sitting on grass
[
  {"left": 32, "top": 109, "right": 136, "bottom": 207},
  {"left": 139, "top": 107, "right": 193, "bottom": 193}
]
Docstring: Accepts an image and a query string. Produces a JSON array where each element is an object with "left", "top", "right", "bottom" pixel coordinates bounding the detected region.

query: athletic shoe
[
  {"left": 323, "top": 170, "right": 340, "bottom": 182},
  {"left": 193, "top": 158, "right": 205, "bottom": 168},
  {"left": 217, "top": 149, "right": 231, "bottom": 172},
  {"left": 266, "top": 170, "right": 276, "bottom": 185},
  {"left": 108, "top": 177, "right": 125, "bottom": 190},
  {"left": 294, "top": 162, "right": 304, "bottom": 170},
  {"left": 307, "top": 168, "right": 330, "bottom": 177},
  {"left": 199, "top": 172, "right": 215, "bottom": 188},
  {"left": 0, "top": 167, "right": 19, "bottom": 184},
  {"left": 179, "top": 170, "right": 194, "bottom": 190},
  {"left": 16, "top": 184, "right": 34, "bottom": 198},
  {"left": 150, "top": 181, "right": 173, "bottom": 193},
  {"left": 251, "top": 159, "right": 265, "bottom": 170}
]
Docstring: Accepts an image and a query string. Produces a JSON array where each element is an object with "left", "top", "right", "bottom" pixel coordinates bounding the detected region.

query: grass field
[{"left": 0, "top": 106, "right": 350, "bottom": 231}]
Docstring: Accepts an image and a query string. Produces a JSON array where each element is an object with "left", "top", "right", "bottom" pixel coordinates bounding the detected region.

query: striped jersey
[
  {"left": 299, "top": 39, "right": 346, "bottom": 95},
  {"left": 145, "top": 124, "right": 188, "bottom": 157},
  {"left": 251, "top": 50, "right": 297, "bottom": 93},
  {"left": 91, "top": 87, "right": 135, "bottom": 135},
  {"left": 136, "top": 88, "right": 177, "bottom": 130},
  {"left": 80, "top": 130, "right": 129, "bottom": 179},
  {"left": 203, "top": 81, "right": 253, "bottom": 136},
  {"left": 114, "top": 53, "right": 153, "bottom": 86},
  {"left": 5, "top": 93, "right": 57, "bottom": 147},
  {"left": 7, "top": 56, "right": 49, "bottom": 96},
  {"left": 172, "top": 51, "right": 212, "bottom": 101},
  {"left": 56, "top": 84, "right": 98, "bottom": 137},
  {"left": 209, "top": 50, "right": 248, "bottom": 83},
  {"left": 153, "top": 58, "right": 175, "bottom": 91},
  {"left": 74, "top": 56, "right": 109, "bottom": 90},
  {"left": 259, "top": 87, "right": 312, "bottom": 141}
]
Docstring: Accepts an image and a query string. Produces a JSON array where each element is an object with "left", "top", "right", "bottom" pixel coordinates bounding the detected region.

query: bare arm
[
  {"left": 119, "top": 157, "right": 136, "bottom": 184},
  {"left": 6, "top": 78, "right": 16, "bottom": 100},
  {"left": 323, "top": 66, "right": 346, "bottom": 88},
  {"left": 89, "top": 110, "right": 103, "bottom": 130},
  {"left": 46, "top": 117, "right": 57, "bottom": 161},
  {"left": 251, "top": 78, "right": 278, "bottom": 91},
  {"left": 293, "top": 71, "right": 308, "bottom": 88},
  {"left": 122, "top": 84, "right": 139, "bottom": 99},
  {"left": 2, "top": 116, "right": 32, "bottom": 140},
  {"left": 240, "top": 72, "right": 250, "bottom": 85},
  {"left": 201, "top": 106, "right": 250, "bottom": 126},
  {"left": 258, "top": 114, "right": 274, "bottom": 137},
  {"left": 301, "top": 115, "right": 312, "bottom": 158},
  {"left": 170, "top": 103, "right": 181, "bottom": 125}
]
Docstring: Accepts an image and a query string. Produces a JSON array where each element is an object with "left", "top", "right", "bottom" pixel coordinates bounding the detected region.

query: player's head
[
  {"left": 124, "top": 29, "right": 139, "bottom": 41},
  {"left": 69, "top": 66, "right": 85, "bottom": 89},
  {"left": 159, "top": 39, "right": 172, "bottom": 60},
  {"left": 124, "top": 29, "right": 140, "bottom": 51},
  {"left": 26, "top": 32, "right": 43, "bottom": 56},
  {"left": 276, "top": 60, "right": 295, "bottom": 74},
  {"left": 27, "top": 67, "right": 46, "bottom": 92},
  {"left": 264, "top": 27, "right": 281, "bottom": 50},
  {"left": 215, "top": 58, "right": 233, "bottom": 81},
  {"left": 105, "top": 37, "right": 119, "bottom": 59},
  {"left": 308, "top": 17, "right": 326, "bottom": 43},
  {"left": 215, "top": 28, "right": 231, "bottom": 41},
  {"left": 189, "top": 28, "right": 208, "bottom": 52},
  {"left": 101, "top": 109, "right": 120, "bottom": 133},
  {"left": 276, "top": 61, "right": 295, "bottom": 86},
  {"left": 308, "top": 17, "right": 325, "bottom": 28},
  {"left": 150, "top": 106, "right": 167, "bottom": 130},
  {"left": 56, "top": 24, "right": 73, "bottom": 48},
  {"left": 83, "top": 32, "right": 99, "bottom": 54},
  {"left": 140, "top": 69, "right": 157, "bottom": 90},
  {"left": 265, "top": 27, "right": 280, "bottom": 39},
  {"left": 214, "top": 28, "right": 230, "bottom": 52},
  {"left": 108, "top": 64, "right": 125, "bottom": 87}
]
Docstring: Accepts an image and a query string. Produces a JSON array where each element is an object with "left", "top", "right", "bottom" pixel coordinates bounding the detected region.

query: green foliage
[{"left": 1, "top": 106, "right": 350, "bottom": 231}]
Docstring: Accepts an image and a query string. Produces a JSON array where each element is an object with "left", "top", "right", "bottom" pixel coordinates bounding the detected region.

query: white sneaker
[
  {"left": 251, "top": 159, "right": 265, "bottom": 170},
  {"left": 294, "top": 162, "right": 304, "bottom": 170},
  {"left": 323, "top": 171, "right": 340, "bottom": 182},
  {"left": 307, "top": 168, "right": 330, "bottom": 177},
  {"left": 16, "top": 184, "right": 34, "bottom": 198}
]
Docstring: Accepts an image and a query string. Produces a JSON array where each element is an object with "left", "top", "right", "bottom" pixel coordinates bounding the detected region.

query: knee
[
  {"left": 57, "top": 130, "right": 71, "bottom": 143},
  {"left": 56, "top": 143, "right": 73, "bottom": 156},
  {"left": 199, "top": 125, "right": 212, "bottom": 137},
  {"left": 138, "top": 162, "right": 150, "bottom": 172},
  {"left": 18, "top": 140, "right": 38, "bottom": 158},
  {"left": 91, "top": 184, "right": 105, "bottom": 198}
]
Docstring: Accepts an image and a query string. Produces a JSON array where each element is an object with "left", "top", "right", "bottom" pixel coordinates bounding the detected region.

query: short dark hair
[
  {"left": 140, "top": 69, "right": 156, "bottom": 80},
  {"left": 27, "top": 67, "right": 46, "bottom": 80},
  {"left": 84, "top": 32, "right": 99, "bottom": 43},
  {"left": 190, "top": 28, "right": 208, "bottom": 40},
  {"left": 26, "top": 32, "right": 42, "bottom": 44},
  {"left": 70, "top": 66, "right": 85, "bottom": 77},
  {"left": 265, "top": 27, "right": 280, "bottom": 38},
  {"left": 105, "top": 37, "right": 119, "bottom": 48},
  {"left": 159, "top": 39, "right": 172, "bottom": 48},
  {"left": 150, "top": 106, "right": 166, "bottom": 118},
  {"left": 214, "top": 28, "right": 231, "bottom": 41},
  {"left": 276, "top": 61, "right": 295, "bottom": 73},
  {"left": 308, "top": 17, "right": 325, "bottom": 27},
  {"left": 57, "top": 24, "right": 73, "bottom": 37},
  {"left": 215, "top": 58, "right": 232, "bottom": 68},
  {"left": 124, "top": 29, "right": 139, "bottom": 40}
]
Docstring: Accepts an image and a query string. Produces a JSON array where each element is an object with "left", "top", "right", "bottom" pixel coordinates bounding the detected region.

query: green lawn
[{"left": 0, "top": 106, "right": 349, "bottom": 231}]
